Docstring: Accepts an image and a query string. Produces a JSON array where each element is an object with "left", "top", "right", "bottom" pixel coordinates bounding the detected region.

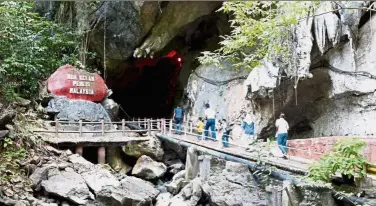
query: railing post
[
  {"left": 144, "top": 118, "right": 146, "bottom": 128},
  {"left": 138, "top": 118, "right": 140, "bottom": 127},
  {"left": 157, "top": 119, "right": 161, "bottom": 131},
  {"left": 169, "top": 119, "right": 173, "bottom": 134},
  {"left": 184, "top": 123, "right": 187, "bottom": 136},
  {"left": 101, "top": 120, "right": 105, "bottom": 136},
  {"left": 147, "top": 119, "right": 151, "bottom": 136},
  {"left": 190, "top": 122, "right": 193, "bottom": 134},
  {"left": 161, "top": 119, "right": 165, "bottom": 134},
  {"left": 55, "top": 118, "right": 58, "bottom": 137},
  {"left": 79, "top": 120, "right": 82, "bottom": 137},
  {"left": 122, "top": 119, "right": 125, "bottom": 135}
]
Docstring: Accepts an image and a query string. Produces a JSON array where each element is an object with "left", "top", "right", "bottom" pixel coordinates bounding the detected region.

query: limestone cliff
[{"left": 184, "top": 1, "right": 376, "bottom": 139}]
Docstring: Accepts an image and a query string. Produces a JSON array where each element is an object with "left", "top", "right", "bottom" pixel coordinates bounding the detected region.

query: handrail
[{"left": 32, "top": 118, "right": 165, "bottom": 137}]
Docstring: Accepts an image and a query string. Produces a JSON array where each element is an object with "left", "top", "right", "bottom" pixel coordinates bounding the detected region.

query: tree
[
  {"left": 198, "top": 1, "right": 317, "bottom": 70},
  {"left": 0, "top": 2, "right": 80, "bottom": 101}
]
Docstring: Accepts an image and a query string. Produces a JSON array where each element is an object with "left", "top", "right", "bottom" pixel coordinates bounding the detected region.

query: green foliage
[
  {"left": 308, "top": 138, "right": 370, "bottom": 182},
  {"left": 198, "top": 1, "right": 318, "bottom": 70},
  {"left": 0, "top": 1, "right": 80, "bottom": 101}
]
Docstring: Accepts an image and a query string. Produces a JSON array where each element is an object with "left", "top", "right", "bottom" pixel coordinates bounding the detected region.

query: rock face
[
  {"left": 132, "top": 155, "right": 167, "bottom": 180},
  {"left": 122, "top": 137, "right": 164, "bottom": 161},
  {"left": 184, "top": 4, "right": 376, "bottom": 139},
  {"left": 184, "top": 63, "right": 248, "bottom": 123}
]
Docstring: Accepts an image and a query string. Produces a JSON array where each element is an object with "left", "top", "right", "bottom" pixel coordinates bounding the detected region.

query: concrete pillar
[
  {"left": 198, "top": 155, "right": 211, "bottom": 181},
  {"left": 75, "top": 145, "right": 83, "bottom": 156},
  {"left": 98, "top": 147, "right": 106, "bottom": 165},
  {"left": 266, "top": 185, "right": 282, "bottom": 206},
  {"left": 185, "top": 147, "right": 199, "bottom": 180},
  {"left": 282, "top": 180, "right": 300, "bottom": 206}
]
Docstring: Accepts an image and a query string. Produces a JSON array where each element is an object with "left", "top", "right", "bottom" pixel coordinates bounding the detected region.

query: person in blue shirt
[
  {"left": 241, "top": 114, "right": 255, "bottom": 151},
  {"left": 173, "top": 105, "right": 184, "bottom": 134}
]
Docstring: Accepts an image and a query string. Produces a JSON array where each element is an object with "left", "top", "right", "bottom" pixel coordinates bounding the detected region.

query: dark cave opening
[{"left": 107, "top": 51, "right": 183, "bottom": 119}]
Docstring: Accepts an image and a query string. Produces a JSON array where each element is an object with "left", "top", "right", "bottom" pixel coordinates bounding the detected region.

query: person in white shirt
[
  {"left": 204, "top": 103, "right": 216, "bottom": 140},
  {"left": 275, "top": 113, "right": 289, "bottom": 159}
]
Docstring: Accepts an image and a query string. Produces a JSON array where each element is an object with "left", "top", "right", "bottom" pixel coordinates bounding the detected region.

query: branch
[{"left": 298, "top": 7, "right": 376, "bottom": 22}]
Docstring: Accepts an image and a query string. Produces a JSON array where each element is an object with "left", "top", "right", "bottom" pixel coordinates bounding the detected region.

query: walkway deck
[
  {"left": 40, "top": 133, "right": 151, "bottom": 146},
  {"left": 158, "top": 132, "right": 312, "bottom": 174}
]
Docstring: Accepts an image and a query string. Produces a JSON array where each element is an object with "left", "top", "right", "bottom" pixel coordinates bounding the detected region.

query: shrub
[
  {"left": 308, "top": 138, "right": 370, "bottom": 182},
  {"left": 0, "top": 2, "right": 80, "bottom": 101}
]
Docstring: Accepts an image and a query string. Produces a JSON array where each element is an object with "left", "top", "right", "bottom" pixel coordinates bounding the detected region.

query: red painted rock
[{"left": 47, "top": 64, "right": 107, "bottom": 102}]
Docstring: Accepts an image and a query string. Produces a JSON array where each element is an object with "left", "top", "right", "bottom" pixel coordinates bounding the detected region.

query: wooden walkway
[
  {"left": 160, "top": 131, "right": 312, "bottom": 174},
  {"left": 31, "top": 118, "right": 314, "bottom": 173}
]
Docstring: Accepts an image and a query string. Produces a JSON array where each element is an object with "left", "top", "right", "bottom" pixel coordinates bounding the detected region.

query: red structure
[
  {"left": 47, "top": 64, "right": 107, "bottom": 102},
  {"left": 287, "top": 136, "right": 376, "bottom": 164}
]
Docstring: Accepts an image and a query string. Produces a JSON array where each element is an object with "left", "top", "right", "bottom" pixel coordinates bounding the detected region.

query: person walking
[
  {"left": 204, "top": 103, "right": 216, "bottom": 140},
  {"left": 241, "top": 114, "right": 255, "bottom": 151},
  {"left": 173, "top": 105, "right": 184, "bottom": 135},
  {"left": 221, "top": 119, "right": 232, "bottom": 148},
  {"left": 196, "top": 117, "right": 205, "bottom": 140},
  {"left": 276, "top": 113, "right": 289, "bottom": 159}
]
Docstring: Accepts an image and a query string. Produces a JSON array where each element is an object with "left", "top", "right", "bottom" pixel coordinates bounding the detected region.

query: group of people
[{"left": 172, "top": 104, "right": 290, "bottom": 158}]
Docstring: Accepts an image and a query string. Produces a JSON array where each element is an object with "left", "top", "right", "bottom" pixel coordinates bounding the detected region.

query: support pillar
[
  {"left": 98, "top": 147, "right": 106, "bottom": 165},
  {"left": 75, "top": 145, "right": 83, "bottom": 156},
  {"left": 185, "top": 147, "right": 199, "bottom": 180},
  {"left": 198, "top": 155, "right": 211, "bottom": 182}
]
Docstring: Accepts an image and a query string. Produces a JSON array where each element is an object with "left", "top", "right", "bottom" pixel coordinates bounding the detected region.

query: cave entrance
[{"left": 108, "top": 51, "right": 183, "bottom": 119}]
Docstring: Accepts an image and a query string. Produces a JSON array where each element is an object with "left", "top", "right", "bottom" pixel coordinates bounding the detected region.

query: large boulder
[
  {"left": 132, "top": 155, "right": 167, "bottom": 180},
  {"left": 97, "top": 176, "right": 159, "bottom": 206},
  {"left": 202, "top": 161, "right": 264, "bottom": 206},
  {"left": 122, "top": 137, "right": 164, "bottom": 161},
  {"left": 156, "top": 193, "right": 173, "bottom": 206},
  {"left": 46, "top": 96, "right": 111, "bottom": 122},
  {"left": 80, "top": 165, "right": 120, "bottom": 195},
  {"left": 108, "top": 147, "right": 132, "bottom": 174},
  {"left": 40, "top": 167, "right": 94, "bottom": 205},
  {"left": 101, "top": 98, "right": 119, "bottom": 121}
]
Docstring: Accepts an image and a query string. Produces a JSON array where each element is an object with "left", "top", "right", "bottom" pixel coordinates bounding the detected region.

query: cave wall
[{"left": 184, "top": 3, "right": 376, "bottom": 139}]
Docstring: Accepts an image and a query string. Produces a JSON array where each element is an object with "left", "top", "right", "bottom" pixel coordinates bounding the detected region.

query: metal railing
[{"left": 32, "top": 119, "right": 168, "bottom": 137}]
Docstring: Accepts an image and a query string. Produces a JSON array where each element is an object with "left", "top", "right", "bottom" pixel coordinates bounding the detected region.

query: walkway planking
[
  {"left": 162, "top": 132, "right": 313, "bottom": 174},
  {"left": 40, "top": 133, "right": 151, "bottom": 146}
]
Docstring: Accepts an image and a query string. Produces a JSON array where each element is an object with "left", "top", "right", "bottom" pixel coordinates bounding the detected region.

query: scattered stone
[
  {"left": 156, "top": 193, "right": 173, "bottom": 206},
  {"left": 15, "top": 97, "right": 31, "bottom": 107},
  {"left": 122, "top": 137, "right": 164, "bottom": 161},
  {"left": 132, "top": 155, "right": 167, "bottom": 180},
  {"left": 44, "top": 146, "right": 63, "bottom": 155},
  {"left": 168, "top": 159, "right": 185, "bottom": 174},
  {"left": 5, "top": 124, "right": 14, "bottom": 131},
  {"left": 0, "top": 109, "right": 15, "bottom": 128},
  {"left": 166, "top": 178, "right": 188, "bottom": 195},
  {"left": 0, "top": 130, "right": 9, "bottom": 140},
  {"left": 169, "top": 178, "right": 202, "bottom": 206}
]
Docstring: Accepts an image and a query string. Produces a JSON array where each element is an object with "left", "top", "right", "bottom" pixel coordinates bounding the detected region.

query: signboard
[{"left": 47, "top": 64, "right": 107, "bottom": 102}]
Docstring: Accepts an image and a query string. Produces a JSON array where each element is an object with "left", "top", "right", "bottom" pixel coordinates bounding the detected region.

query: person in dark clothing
[
  {"left": 221, "top": 119, "right": 233, "bottom": 148},
  {"left": 173, "top": 105, "right": 184, "bottom": 134}
]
